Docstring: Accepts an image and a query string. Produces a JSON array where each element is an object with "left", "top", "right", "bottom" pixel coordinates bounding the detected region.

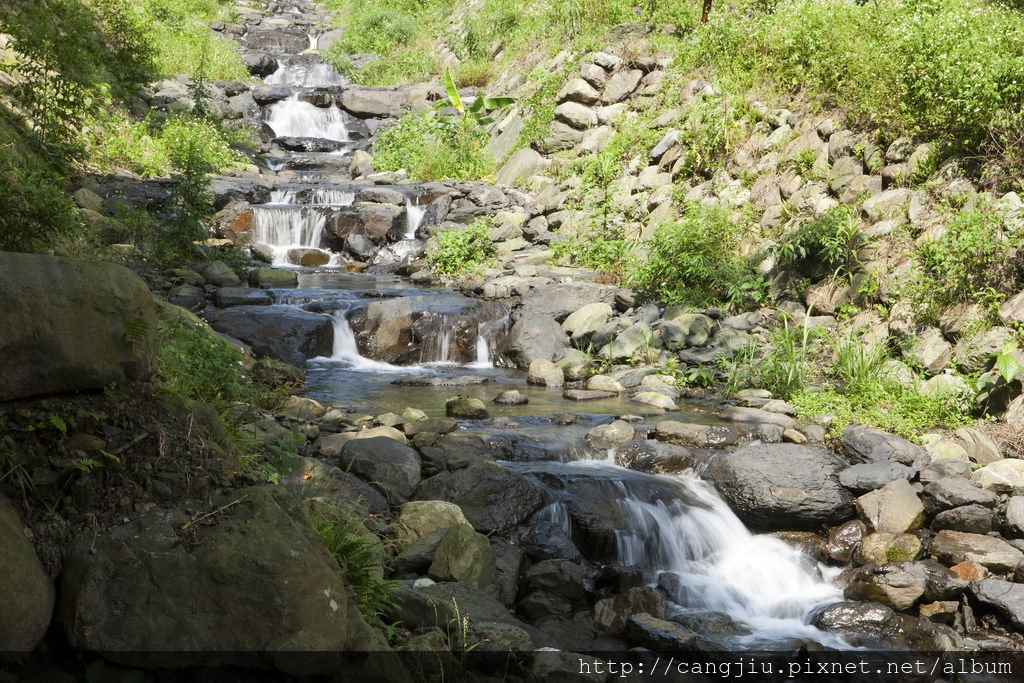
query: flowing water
[{"left": 245, "top": 4, "right": 848, "bottom": 650}]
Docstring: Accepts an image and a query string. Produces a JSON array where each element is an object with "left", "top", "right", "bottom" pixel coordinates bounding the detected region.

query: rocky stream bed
[{"left": 5, "top": 0, "right": 1024, "bottom": 680}]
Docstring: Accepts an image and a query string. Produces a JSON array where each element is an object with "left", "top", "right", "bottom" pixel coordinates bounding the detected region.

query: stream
[{"left": 242, "top": 0, "right": 848, "bottom": 652}]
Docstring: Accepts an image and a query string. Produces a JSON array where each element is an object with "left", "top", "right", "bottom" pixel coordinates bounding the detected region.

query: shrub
[
  {"left": 628, "top": 202, "right": 761, "bottom": 308},
  {"left": 428, "top": 219, "right": 496, "bottom": 275},
  {"left": 316, "top": 518, "right": 395, "bottom": 627},
  {"left": 917, "top": 203, "right": 1020, "bottom": 305},
  {"left": 778, "top": 205, "right": 862, "bottom": 281},
  {"left": 373, "top": 112, "right": 495, "bottom": 180}
]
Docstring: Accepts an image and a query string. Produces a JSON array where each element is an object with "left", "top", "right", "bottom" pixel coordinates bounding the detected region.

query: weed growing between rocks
[
  {"left": 316, "top": 517, "right": 397, "bottom": 628},
  {"left": 428, "top": 219, "right": 497, "bottom": 276}
]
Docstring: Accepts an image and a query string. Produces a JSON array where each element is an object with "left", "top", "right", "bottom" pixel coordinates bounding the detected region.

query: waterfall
[
  {"left": 474, "top": 335, "right": 490, "bottom": 366},
  {"left": 265, "top": 94, "right": 349, "bottom": 141},
  {"left": 534, "top": 502, "right": 572, "bottom": 534},
  {"left": 250, "top": 206, "right": 327, "bottom": 265},
  {"left": 404, "top": 196, "right": 426, "bottom": 239},
  {"left": 326, "top": 310, "right": 409, "bottom": 372},
  {"left": 419, "top": 313, "right": 455, "bottom": 364},
  {"left": 265, "top": 60, "right": 346, "bottom": 87},
  {"left": 310, "top": 188, "right": 355, "bottom": 206},
  {"left": 307, "top": 32, "right": 319, "bottom": 51},
  {"left": 614, "top": 472, "right": 845, "bottom": 647}
]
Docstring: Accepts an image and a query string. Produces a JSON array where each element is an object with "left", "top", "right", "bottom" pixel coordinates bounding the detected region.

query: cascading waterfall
[
  {"left": 474, "top": 335, "right": 490, "bottom": 365},
  {"left": 404, "top": 196, "right": 426, "bottom": 239},
  {"left": 265, "top": 94, "right": 349, "bottom": 140},
  {"left": 325, "top": 310, "right": 427, "bottom": 374},
  {"left": 618, "top": 473, "right": 844, "bottom": 646},
  {"left": 419, "top": 314, "right": 455, "bottom": 364},
  {"left": 251, "top": 188, "right": 355, "bottom": 265},
  {"left": 265, "top": 60, "right": 346, "bottom": 87},
  {"left": 472, "top": 314, "right": 509, "bottom": 367}
]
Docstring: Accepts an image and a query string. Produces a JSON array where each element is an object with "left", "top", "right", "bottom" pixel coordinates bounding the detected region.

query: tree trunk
[{"left": 701, "top": 0, "right": 713, "bottom": 23}]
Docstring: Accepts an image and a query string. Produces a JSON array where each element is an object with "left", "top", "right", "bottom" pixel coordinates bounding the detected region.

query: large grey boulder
[
  {"left": 517, "top": 283, "right": 624, "bottom": 322},
  {"left": 339, "top": 86, "right": 411, "bottom": 118},
  {"left": 428, "top": 524, "right": 498, "bottom": 592},
  {"left": 415, "top": 461, "right": 544, "bottom": 533},
  {"left": 59, "top": 486, "right": 385, "bottom": 672},
  {"left": 337, "top": 437, "right": 422, "bottom": 504},
  {"left": 704, "top": 442, "right": 855, "bottom": 530},
  {"left": 841, "top": 425, "right": 928, "bottom": 468},
  {"left": 496, "top": 315, "right": 569, "bottom": 369},
  {"left": 929, "top": 530, "right": 1023, "bottom": 573},
  {"left": 0, "top": 253, "right": 156, "bottom": 401},
  {"left": 855, "top": 479, "right": 925, "bottom": 534},
  {"left": 844, "top": 562, "right": 927, "bottom": 611},
  {"left": 204, "top": 305, "right": 333, "bottom": 367},
  {"left": 0, "top": 495, "right": 54, "bottom": 653}
]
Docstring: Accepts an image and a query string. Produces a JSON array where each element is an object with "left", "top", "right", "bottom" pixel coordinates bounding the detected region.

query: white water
[
  {"left": 404, "top": 197, "right": 426, "bottom": 239},
  {"left": 322, "top": 310, "right": 435, "bottom": 373},
  {"left": 250, "top": 206, "right": 327, "bottom": 266},
  {"left": 265, "top": 60, "right": 346, "bottom": 87},
  {"left": 474, "top": 335, "right": 490, "bottom": 366},
  {"left": 609, "top": 469, "right": 846, "bottom": 648},
  {"left": 265, "top": 94, "right": 349, "bottom": 141},
  {"left": 311, "top": 188, "right": 355, "bottom": 206}
]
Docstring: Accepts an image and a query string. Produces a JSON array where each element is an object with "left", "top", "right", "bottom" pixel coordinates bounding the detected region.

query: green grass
[{"left": 315, "top": 517, "right": 396, "bottom": 628}]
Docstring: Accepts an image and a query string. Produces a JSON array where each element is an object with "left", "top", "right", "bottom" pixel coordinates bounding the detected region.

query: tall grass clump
[{"left": 373, "top": 112, "right": 495, "bottom": 180}]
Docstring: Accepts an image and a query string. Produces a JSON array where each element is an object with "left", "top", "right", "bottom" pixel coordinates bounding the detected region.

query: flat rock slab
[
  {"left": 562, "top": 389, "right": 618, "bottom": 401},
  {"left": 971, "top": 579, "right": 1024, "bottom": 629}
]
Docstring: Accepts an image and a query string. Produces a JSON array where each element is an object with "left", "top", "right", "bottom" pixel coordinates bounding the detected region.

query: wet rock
[
  {"left": 493, "top": 390, "right": 528, "bottom": 405},
  {"left": 823, "top": 520, "right": 867, "bottom": 563},
  {"left": 511, "top": 521, "right": 581, "bottom": 563},
  {"left": 337, "top": 437, "right": 422, "bottom": 504},
  {"left": 385, "top": 581, "right": 530, "bottom": 641},
  {"left": 0, "top": 495, "right": 54, "bottom": 653},
  {"left": 445, "top": 396, "right": 489, "bottom": 420},
  {"left": 205, "top": 305, "right": 332, "bottom": 367},
  {"left": 241, "top": 50, "right": 278, "bottom": 78},
  {"left": 428, "top": 524, "right": 498, "bottom": 592},
  {"left": 623, "top": 614, "right": 697, "bottom": 652},
  {"left": 653, "top": 421, "right": 747, "bottom": 449},
  {"left": 704, "top": 442, "right": 854, "bottom": 531},
  {"left": 168, "top": 284, "right": 205, "bottom": 311},
  {"left": 854, "top": 532, "right": 921, "bottom": 565},
  {"left": 844, "top": 562, "right": 927, "bottom": 610},
  {"left": 562, "top": 389, "right": 617, "bottom": 401},
  {"left": 586, "top": 420, "right": 635, "bottom": 450},
  {"left": 970, "top": 579, "right": 1024, "bottom": 629},
  {"left": 842, "top": 425, "right": 928, "bottom": 467},
  {"left": 930, "top": 530, "right": 1023, "bottom": 573},
  {"left": 60, "top": 486, "right": 383, "bottom": 671},
  {"left": 1005, "top": 496, "right": 1024, "bottom": 535},
  {"left": 593, "top": 587, "right": 666, "bottom": 636},
  {"left": 616, "top": 440, "right": 699, "bottom": 475},
  {"left": 0, "top": 253, "right": 157, "bottom": 401},
  {"left": 201, "top": 260, "right": 243, "bottom": 287},
  {"left": 719, "top": 406, "right": 796, "bottom": 429},
  {"left": 281, "top": 457, "right": 389, "bottom": 519},
  {"left": 403, "top": 418, "right": 457, "bottom": 438},
  {"left": 855, "top": 479, "right": 925, "bottom": 534},
  {"left": 630, "top": 391, "right": 678, "bottom": 411},
  {"left": 415, "top": 462, "right": 544, "bottom": 533},
  {"left": 496, "top": 315, "right": 569, "bottom": 369},
  {"left": 586, "top": 374, "right": 625, "bottom": 393}
]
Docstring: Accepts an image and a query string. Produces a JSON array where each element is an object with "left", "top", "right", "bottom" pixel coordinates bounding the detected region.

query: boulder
[
  {"left": 518, "top": 283, "right": 623, "bottom": 323},
  {"left": 953, "top": 326, "right": 1015, "bottom": 374},
  {"left": 630, "top": 391, "right": 678, "bottom": 411},
  {"left": 923, "top": 477, "right": 998, "bottom": 512},
  {"left": 623, "top": 614, "right": 697, "bottom": 652},
  {"left": 839, "top": 462, "right": 915, "bottom": 494},
  {"left": 905, "top": 327, "right": 952, "bottom": 375},
  {"left": 971, "top": 459, "right": 1024, "bottom": 494},
  {"left": 59, "top": 486, "right": 383, "bottom": 672},
  {"left": 527, "top": 359, "right": 565, "bottom": 387},
  {"left": 593, "top": 587, "right": 665, "bottom": 636},
  {"left": 213, "top": 286, "right": 273, "bottom": 307},
  {"left": 393, "top": 500, "right": 469, "bottom": 549},
  {"left": 167, "top": 284, "right": 204, "bottom": 311},
  {"left": 585, "top": 420, "right": 635, "bottom": 450},
  {"left": 600, "top": 69, "right": 643, "bottom": 104},
  {"left": 428, "top": 524, "right": 498, "bottom": 592},
  {"left": 0, "top": 495, "right": 54, "bottom": 652},
  {"left": 496, "top": 315, "right": 569, "bottom": 369},
  {"left": 931, "top": 504, "right": 994, "bottom": 534},
  {"left": 930, "top": 530, "right": 1024, "bottom": 573},
  {"left": 841, "top": 425, "right": 928, "bottom": 468},
  {"left": 554, "top": 101, "right": 598, "bottom": 129},
  {"left": 360, "top": 299, "right": 413, "bottom": 360},
  {"left": 445, "top": 396, "right": 489, "bottom": 419},
  {"left": 327, "top": 203, "right": 406, "bottom": 243},
  {"left": 337, "top": 437, "right": 422, "bottom": 503},
  {"left": 704, "top": 443, "right": 854, "bottom": 530},
  {"left": 855, "top": 532, "right": 922, "bottom": 565},
  {"left": 0, "top": 253, "right": 156, "bottom": 401},
  {"left": 562, "top": 303, "right": 614, "bottom": 343},
  {"left": 415, "top": 461, "right": 544, "bottom": 533},
  {"left": 204, "top": 306, "right": 332, "bottom": 367},
  {"left": 339, "top": 87, "right": 411, "bottom": 118},
  {"left": 855, "top": 479, "right": 925, "bottom": 534},
  {"left": 496, "top": 148, "right": 548, "bottom": 187},
  {"left": 201, "top": 260, "right": 242, "bottom": 287}
]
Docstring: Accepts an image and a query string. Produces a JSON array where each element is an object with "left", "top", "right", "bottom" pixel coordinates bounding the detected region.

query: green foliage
[
  {"left": 756, "top": 313, "right": 815, "bottom": 399},
  {"left": 778, "top": 206, "right": 863, "bottom": 281},
  {"left": 976, "top": 341, "right": 1024, "bottom": 415},
  {"left": 163, "top": 138, "right": 215, "bottom": 259},
  {"left": 315, "top": 518, "right": 395, "bottom": 627},
  {"left": 333, "top": 49, "right": 438, "bottom": 86},
  {"left": 373, "top": 112, "right": 496, "bottom": 181},
  {"left": 437, "top": 67, "right": 516, "bottom": 126},
  {"left": 0, "top": 134, "right": 83, "bottom": 252},
  {"left": 674, "top": 89, "right": 749, "bottom": 177},
  {"left": 428, "top": 220, "right": 496, "bottom": 275},
  {"left": 628, "top": 202, "right": 761, "bottom": 308},
  {"left": 551, "top": 233, "right": 633, "bottom": 275},
  {"left": 916, "top": 203, "right": 1020, "bottom": 307},
  {"left": 156, "top": 314, "right": 264, "bottom": 411},
  {"left": 792, "top": 382, "right": 974, "bottom": 442},
  {"left": 831, "top": 332, "right": 891, "bottom": 393},
  {"left": 668, "top": 0, "right": 1024, "bottom": 183}
]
